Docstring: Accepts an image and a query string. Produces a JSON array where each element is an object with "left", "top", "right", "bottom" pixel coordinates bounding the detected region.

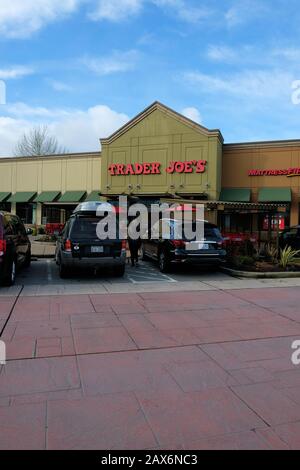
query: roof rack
[{"left": 73, "top": 201, "right": 115, "bottom": 215}]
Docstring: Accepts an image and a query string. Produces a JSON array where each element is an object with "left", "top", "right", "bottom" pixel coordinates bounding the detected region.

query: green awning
[
  {"left": 258, "top": 188, "right": 292, "bottom": 203},
  {"left": 8, "top": 192, "right": 37, "bottom": 203},
  {"left": 220, "top": 188, "right": 251, "bottom": 202},
  {"left": 58, "top": 191, "right": 86, "bottom": 203},
  {"left": 34, "top": 191, "right": 61, "bottom": 203},
  {"left": 0, "top": 192, "right": 11, "bottom": 203},
  {"left": 85, "top": 191, "right": 102, "bottom": 202}
]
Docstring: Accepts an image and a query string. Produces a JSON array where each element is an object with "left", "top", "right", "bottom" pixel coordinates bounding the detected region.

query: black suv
[
  {"left": 279, "top": 226, "right": 300, "bottom": 250},
  {"left": 0, "top": 211, "right": 32, "bottom": 286},
  {"left": 141, "top": 219, "right": 226, "bottom": 272},
  {"left": 55, "top": 202, "right": 126, "bottom": 278}
]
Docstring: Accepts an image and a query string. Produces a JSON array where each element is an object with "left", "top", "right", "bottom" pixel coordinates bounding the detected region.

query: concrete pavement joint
[
  {"left": 3, "top": 330, "right": 300, "bottom": 363},
  {"left": 0, "top": 286, "right": 24, "bottom": 338}
]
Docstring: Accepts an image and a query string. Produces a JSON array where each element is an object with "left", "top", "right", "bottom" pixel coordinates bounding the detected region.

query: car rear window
[
  {"left": 70, "top": 218, "right": 100, "bottom": 239},
  {"left": 70, "top": 217, "right": 120, "bottom": 240},
  {"left": 172, "top": 221, "right": 222, "bottom": 241},
  {"left": 204, "top": 227, "right": 222, "bottom": 240}
]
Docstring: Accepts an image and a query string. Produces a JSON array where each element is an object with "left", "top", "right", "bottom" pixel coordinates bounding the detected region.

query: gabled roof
[{"left": 100, "top": 101, "right": 224, "bottom": 145}]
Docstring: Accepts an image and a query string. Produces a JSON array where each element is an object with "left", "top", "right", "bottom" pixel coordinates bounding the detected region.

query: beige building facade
[
  {"left": 0, "top": 152, "right": 101, "bottom": 225},
  {"left": 0, "top": 102, "right": 298, "bottom": 236}
]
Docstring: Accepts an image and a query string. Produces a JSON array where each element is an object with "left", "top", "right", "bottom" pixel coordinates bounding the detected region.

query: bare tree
[{"left": 14, "top": 126, "right": 67, "bottom": 157}]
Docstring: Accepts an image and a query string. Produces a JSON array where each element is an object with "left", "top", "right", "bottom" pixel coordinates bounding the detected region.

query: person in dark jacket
[{"left": 128, "top": 238, "right": 141, "bottom": 267}]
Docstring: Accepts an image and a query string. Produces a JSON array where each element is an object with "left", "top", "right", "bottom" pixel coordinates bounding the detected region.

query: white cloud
[
  {"left": 206, "top": 45, "right": 238, "bottom": 63},
  {"left": 0, "top": 0, "right": 81, "bottom": 38},
  {"left": 0, "top": 66, "right": 34, "bottom": 80},
  {"left": 89, "top": 0, "right": 212, "bottom": 24},
  {"left": 0, "top": 116, "right": 33, "bottom": 155},
  {"left": 6, "top": 102, "right": 70, "bottom": 118},
  {"left": 88, "top": 0, "right": 143, "bottom": 22},
  {"left": 225, "top": 0, "right": 269, "bottom": 28},
  {"left": 47, "top": 79, "right": 74, "bottom": 92},
  {"left": 82, "top": 50, "right": 139, "bottom": 75},
  {"left": 181, "top": 107, "right": 202, "bottom": 123},
  {"left": 0, "top": 102, "right": 129, "bottom": 156},
  {"left": 272, "top": 48, "right": 300, "bottom": 62},
  {"left": 183, "top": 70, "right": 293, "bottom": 100},
  {"left": 152, "top": 0, "right": 212, "bottom": 23}
]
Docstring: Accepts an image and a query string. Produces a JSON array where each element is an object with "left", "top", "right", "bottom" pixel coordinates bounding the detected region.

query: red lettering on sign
[
  {"left": 151, "top": 162, "right": 161, "bottom": 174},
  {"left": 116, "top": 164, "right": 125, "bottom": 175},
  {"left": 143, "top": 163, "right": 151, "bottom": 175},
  {"left": 125, "top": 164, "right": 135, "bottom": 175},
  {"left": 108, "top": 164, "right": 116, "bottom": 176},
  {"left": 108, "top": 160, "right": 208, "bottom": 176},
  {"left": 196, "top": 160, "right": 207, "bottom": 173},
  {"left": 184, "top": 161, "right": 193, "bottom": 173},
  {"left": 249, "top": 167, "right": 300, "bottom": 177},
  {"left": 134, "top": 163, "right": 144, "bottom": 175}
]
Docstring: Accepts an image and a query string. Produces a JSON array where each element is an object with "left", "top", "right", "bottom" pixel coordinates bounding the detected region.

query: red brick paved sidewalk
[{"left": 0, "top": 287, "right": 300, "bottom": 449}]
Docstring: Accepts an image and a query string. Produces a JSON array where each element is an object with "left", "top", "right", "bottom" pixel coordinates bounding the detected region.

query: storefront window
[
  {"left": 0, "top": 202, "right": 11, "bottom": 212},
  {"left": 260, "top": 214, "right": 287, "bottom": 231},
  {"left": 16, "top": 203, "right": 33, "bottom": 224},
  {"left": 42, "top": 206, "right": 61, "bottom": 224},
  {"left": 219, "top": 213, "right": 252, "bottom": 234},
  {"left": 262, "top": 215, "right": 286, "bottom": 231}
]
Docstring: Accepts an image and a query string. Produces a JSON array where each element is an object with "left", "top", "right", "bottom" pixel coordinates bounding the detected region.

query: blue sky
[{"left": 1, "top": 0, "right": 300, "bottom": 155}]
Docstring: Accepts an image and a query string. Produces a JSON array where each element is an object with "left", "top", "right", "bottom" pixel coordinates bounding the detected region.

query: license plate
[
  {"left": 91, "top": 246, "right": 104, "bottom": 253},
  {"left": 186, "top": 242, "right": 209, "bottom": 251},
  {"left": 201, "top": 243, "right": 209, "bottom": 250}
]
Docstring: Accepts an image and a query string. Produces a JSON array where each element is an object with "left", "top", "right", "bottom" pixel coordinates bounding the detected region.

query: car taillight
[
  {"left": 64, "top": 239, "right": 72, "bottom": 252},
  {"left": 121, "top": 240, "right": 127, "bottom": 250},
  {"left": 0, "top": 239, "right": 6, "bottom": 257},
  {"left": 172, "top": 240, "right": 186, "bottom": 249}
]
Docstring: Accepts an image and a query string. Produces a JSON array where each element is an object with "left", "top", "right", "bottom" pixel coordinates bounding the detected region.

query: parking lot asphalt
[{"left": 1, "top": 260, "right": 300, "bottom": 449}]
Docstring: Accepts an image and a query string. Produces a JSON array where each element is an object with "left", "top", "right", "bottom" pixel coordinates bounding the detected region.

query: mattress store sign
[
  {"left": 108, "top": 160, "right": 207, "bottom": 176},
  {"left": 249, "top": 168, "right": 300, "bottom": 177}
]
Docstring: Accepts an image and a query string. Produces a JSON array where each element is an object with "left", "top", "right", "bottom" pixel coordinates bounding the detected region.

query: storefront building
[{"left": 0, "top": 102, "right": 299, "bottom": 239}]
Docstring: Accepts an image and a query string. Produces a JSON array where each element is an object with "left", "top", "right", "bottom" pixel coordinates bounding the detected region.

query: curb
[
  {"left": 31, "top": 255, "right": 55, "bottom": 260},
  {"left": 221, "top": 266, "right": 300, "bottom": 279}
]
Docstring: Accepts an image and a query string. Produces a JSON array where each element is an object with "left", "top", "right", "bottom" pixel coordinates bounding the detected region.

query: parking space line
[
  {"left": 126, "top": 273, "right": 177, "bottom": 284},
  {"left": 46, "top": 259, "right": 53, "bottom": 282}
]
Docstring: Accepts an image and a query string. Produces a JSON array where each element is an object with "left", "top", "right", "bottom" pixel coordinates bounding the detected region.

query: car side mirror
[{"left": 26, "top": 228, "right": 33, "bottom": 235}]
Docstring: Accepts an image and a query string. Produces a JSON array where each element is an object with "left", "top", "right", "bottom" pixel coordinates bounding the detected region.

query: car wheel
[
  {"left": 23, "top": 249, "right": 31, "bottom": 268},
  {"left": 114, "top": 265, "right": 125, "bottom": 277},
  {"left": 2, "top": 259, "right": 16, "bottom": 287},
  {"left": 158, "top": 251, "right": 170, "bottom": 273}
]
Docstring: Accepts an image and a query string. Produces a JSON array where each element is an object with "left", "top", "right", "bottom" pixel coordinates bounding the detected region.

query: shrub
[
  {"left": 232, "top": 255, "right": 256, "bottom": 269},
  {"left": 279, "top": 246, "right": 300, "bottom": 270},
  {"left": 265, "top": 243, "right": 278, "bottom": 264},
  {"left": 226, "top": 239, "right": 256, "bottom": 261}
]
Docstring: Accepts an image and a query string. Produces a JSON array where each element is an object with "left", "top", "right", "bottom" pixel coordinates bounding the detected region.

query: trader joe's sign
[
  {"left": 108, "top": 160, "right": 207, "bottom": 176},
  {"left": 249, "top": 168, "right": 300, "bottom": 177}
]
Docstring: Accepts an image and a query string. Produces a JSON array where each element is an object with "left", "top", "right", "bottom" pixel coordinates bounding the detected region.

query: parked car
[
  {"left": 279, "top": 226, "right": 300, "bottom": 250},
  {"left": 0, "top": 211, "right": 32, "bottom": 286},
  {"left": 141, "top": 218, "right": 226, "bottom": 272},
  {"left": 55, "top": 201, "right": 126, "bottom": 278}
]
